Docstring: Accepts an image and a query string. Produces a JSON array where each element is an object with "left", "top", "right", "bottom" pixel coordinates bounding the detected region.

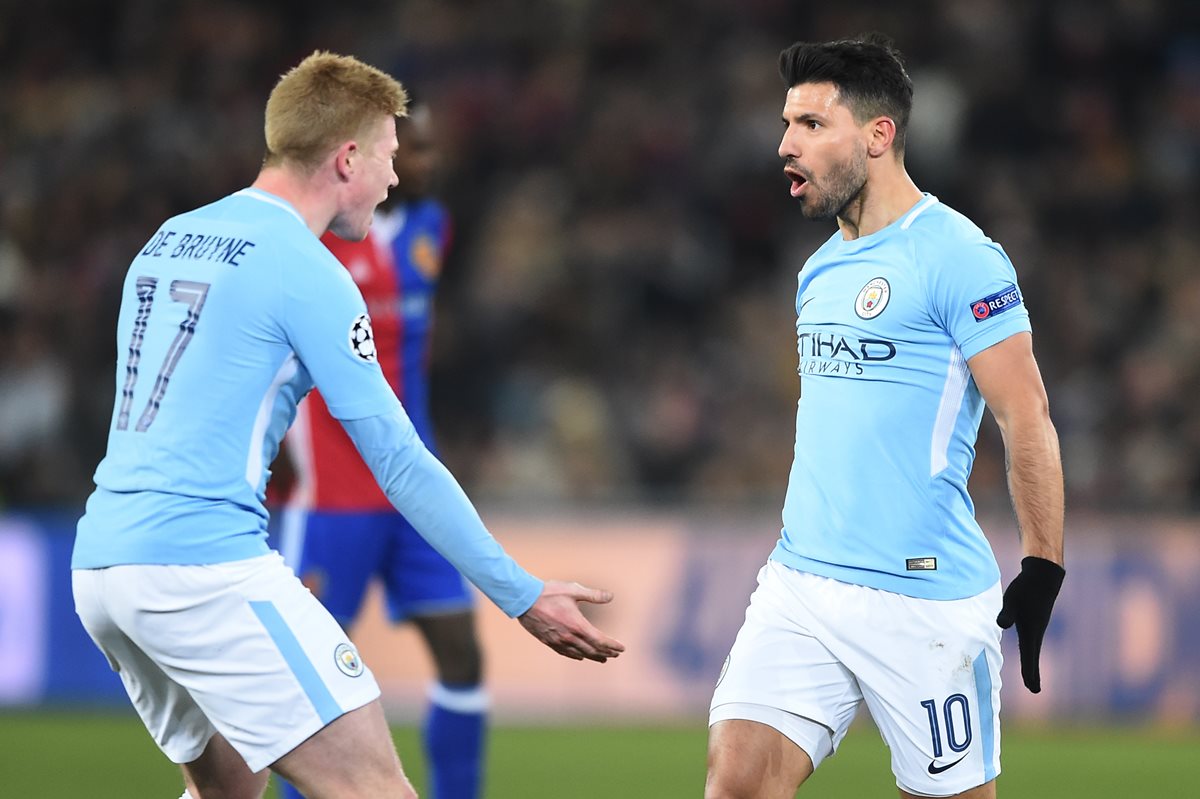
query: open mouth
[{"left": 784, "top": 168, "right": 808, "bottom": 197}]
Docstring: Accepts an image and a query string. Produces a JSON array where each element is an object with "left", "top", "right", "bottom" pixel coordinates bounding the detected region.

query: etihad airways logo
[{"left": 797, "top": 331, "right": 897, "bottom": 376}]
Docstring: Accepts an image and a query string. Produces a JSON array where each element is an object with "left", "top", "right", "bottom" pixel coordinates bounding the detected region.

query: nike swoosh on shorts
[{"left": 927, "top": 753, "right": 968, "bottom": 775}]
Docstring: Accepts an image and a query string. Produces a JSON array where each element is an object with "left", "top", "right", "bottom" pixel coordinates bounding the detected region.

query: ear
[
  {"left": 865, "top": 116, "right": 897, "bottom": 158},
  {"left": 333, "top": 140, "right": 359, "bottom": 182}
]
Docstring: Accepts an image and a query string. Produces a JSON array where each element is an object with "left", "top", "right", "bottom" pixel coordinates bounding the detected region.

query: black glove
[{"left": 996, "top": 556, "right": 1065, "bottom": 694}]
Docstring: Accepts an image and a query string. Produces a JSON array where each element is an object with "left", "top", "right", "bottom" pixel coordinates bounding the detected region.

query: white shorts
[
  {"left": 710, "top": 561, "right": 1003, "bottom": 797},
  {"left": 73, "top": 552, "right": 381, "bottom": 772}
]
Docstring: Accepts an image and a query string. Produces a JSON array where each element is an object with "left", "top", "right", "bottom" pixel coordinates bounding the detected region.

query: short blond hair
[{"left": 263, "top": 51, "right": 409, "bottom": 172}]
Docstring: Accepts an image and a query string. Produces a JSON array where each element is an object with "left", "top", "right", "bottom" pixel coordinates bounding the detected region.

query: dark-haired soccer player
[{"left": 706, "top": 35, "right": 1063, "bottom": 799}]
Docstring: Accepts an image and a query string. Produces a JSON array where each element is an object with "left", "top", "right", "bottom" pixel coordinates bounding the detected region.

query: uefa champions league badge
[
  {"left": 334, "top": 643, "right": 365, "bottom": 677},
  {"left": 347, "top": 312, "right": 377, "bottom": 362},
  {"left": 716, "top": 655, "right": 731, "bottom": 687},
  {"left": 855, "top": 277, "right": 891, "bottom": 319},
  {"left": 969, "top": 283, "right": 1022, "bottom": 322}
]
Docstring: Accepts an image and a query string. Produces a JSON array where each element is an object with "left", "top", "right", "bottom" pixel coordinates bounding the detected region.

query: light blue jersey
[
  {"left": 772, "top": 195, "right": 1031, "bottom": 600},
  {"left": 74, "top": 188, "right": 541, "bottom": 618}
]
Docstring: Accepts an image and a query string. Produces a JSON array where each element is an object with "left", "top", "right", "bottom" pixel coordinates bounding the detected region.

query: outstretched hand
[
  {"left": 996, "top": 556, "right": 1065, "bottom": 693},
  {"left": 518, "top": 580, "right": 626, "bottom": 663}
]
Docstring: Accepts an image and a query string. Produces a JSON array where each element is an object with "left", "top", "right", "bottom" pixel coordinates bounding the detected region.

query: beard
[{"left": 795, "top": 145, "right": 868, "bottom": 221}]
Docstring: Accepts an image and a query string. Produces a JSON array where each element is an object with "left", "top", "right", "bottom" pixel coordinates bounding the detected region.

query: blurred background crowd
[{"left": 1, "top": 0, "right": 1197, "bottom": 514}]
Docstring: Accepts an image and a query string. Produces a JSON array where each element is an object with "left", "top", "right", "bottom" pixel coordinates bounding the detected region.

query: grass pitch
[{"left": 2, "top": 711, "right": 1196, "bottom": 797}]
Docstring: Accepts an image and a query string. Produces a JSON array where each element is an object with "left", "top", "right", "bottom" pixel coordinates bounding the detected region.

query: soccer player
[
  {"left": 275, "top": 101, "right": 490, "bottom": 799},
  {"left": 705, "top": 35, "right": 1064, "bottom": 799},
  {"left": 71, "top": 51, "right": 623, "bottom": 799}
]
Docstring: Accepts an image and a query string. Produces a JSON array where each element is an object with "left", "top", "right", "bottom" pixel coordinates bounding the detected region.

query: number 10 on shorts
[{"left": 920, "top": 694, "right": 972, "bottom": 758}]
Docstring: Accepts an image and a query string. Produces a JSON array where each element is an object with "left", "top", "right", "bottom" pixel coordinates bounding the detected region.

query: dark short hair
[{"left": 778, "top": 33, "right": 913, "bottom": 152}]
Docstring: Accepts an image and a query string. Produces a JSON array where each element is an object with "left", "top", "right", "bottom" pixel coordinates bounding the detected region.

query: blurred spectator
[
  {"left": 1, "top": 0, "right": 1196, "bottom": 512},
  {"left": 0, "top": 307, "right": 71, "bottom": 506}
]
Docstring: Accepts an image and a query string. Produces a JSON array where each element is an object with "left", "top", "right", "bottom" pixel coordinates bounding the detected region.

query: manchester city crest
[
  {"left": 334, "top": 643, "right": 364, "bottom": 677},
  {"left": 855, "top": 277, "right": 890, "bottom": 319}
]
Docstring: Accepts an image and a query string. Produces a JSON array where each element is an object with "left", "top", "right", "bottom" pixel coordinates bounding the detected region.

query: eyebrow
[{"left": 783, "top": 112, "right": 825, "bottom": 125}]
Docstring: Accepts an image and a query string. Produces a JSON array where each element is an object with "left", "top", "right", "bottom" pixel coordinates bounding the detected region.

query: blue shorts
[{"left": 276, "top": 508, "right": 473, "bottom": 626}]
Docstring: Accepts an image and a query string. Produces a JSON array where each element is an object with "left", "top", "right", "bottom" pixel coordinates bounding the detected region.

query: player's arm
[
  {"left": 968, "top": 331, "right": 1064, "bottom": 692},
  {"left": 341, "top": 411, "right": 625, "bottom": 663},
  {"left": 281, "top": 247, "right": 623, "bottom": 662},
  {"left": 968, "top": 332, "right": 1063, "bottom": 565}
]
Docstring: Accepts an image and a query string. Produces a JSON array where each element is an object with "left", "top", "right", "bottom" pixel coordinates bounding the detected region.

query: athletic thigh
[
  {"left": 272, "top": 699, "right": 415, "bottom": 799},
  {"left": 81, "top": 553, "right": 382, "bottom": 773},
  {"left": 181, "top": 732, "right": 268, "bottom": 799},
  {"left": 706, "top": 719, "right": 814, "bottom": 799}
]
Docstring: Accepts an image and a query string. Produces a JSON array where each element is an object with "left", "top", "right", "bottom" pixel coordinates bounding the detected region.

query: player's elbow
[
  {"left": 992, "top": 392, "right": 1056, "bottom": 445},
  {"left": 996, "top": 399, "right": 1059, "bottom": 457}
]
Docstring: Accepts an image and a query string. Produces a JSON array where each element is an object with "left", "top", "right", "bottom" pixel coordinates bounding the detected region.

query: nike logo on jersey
[{"left": 927, "top": 753, "right": 968, "bottom": 774}]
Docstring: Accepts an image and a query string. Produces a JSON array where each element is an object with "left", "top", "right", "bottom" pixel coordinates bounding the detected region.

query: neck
[
  {"left": 836, "top": 159, "right": 923, "bottom": 240},
  {"left": 252, "top": 165, "right": 339, "bottom": 237}
]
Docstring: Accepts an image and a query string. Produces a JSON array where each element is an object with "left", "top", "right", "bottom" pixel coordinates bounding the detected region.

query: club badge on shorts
[
  {"left": 334, "top": 643, "right": 364, "bottom": 677},
  {"left": 855, "top": 277, "right": 890, "bottom": 319}
]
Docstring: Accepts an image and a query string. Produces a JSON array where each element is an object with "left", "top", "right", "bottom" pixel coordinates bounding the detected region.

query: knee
[
  {"left": 704, "top": 767, "right": 756, "bottom": 799},
  {"left": 705, "top": 752, "right": 768, "bottom": 799},
  {"left": 705, "top": 740, "right": 810, "bottom": 799},
  {"left": 432, "top": 636, "right": 482, "bottom": 685},
  {"left": 436, "top": 623, "right": 482, "bottom": 681},
  {"left": 420, "top": 613, "right": 483, "bottom": 685}
]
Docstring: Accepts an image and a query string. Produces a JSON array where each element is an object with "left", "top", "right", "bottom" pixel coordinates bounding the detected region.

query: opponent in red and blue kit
[{"left": 278, "top": 103, "right": 488, "bottom": 799}]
